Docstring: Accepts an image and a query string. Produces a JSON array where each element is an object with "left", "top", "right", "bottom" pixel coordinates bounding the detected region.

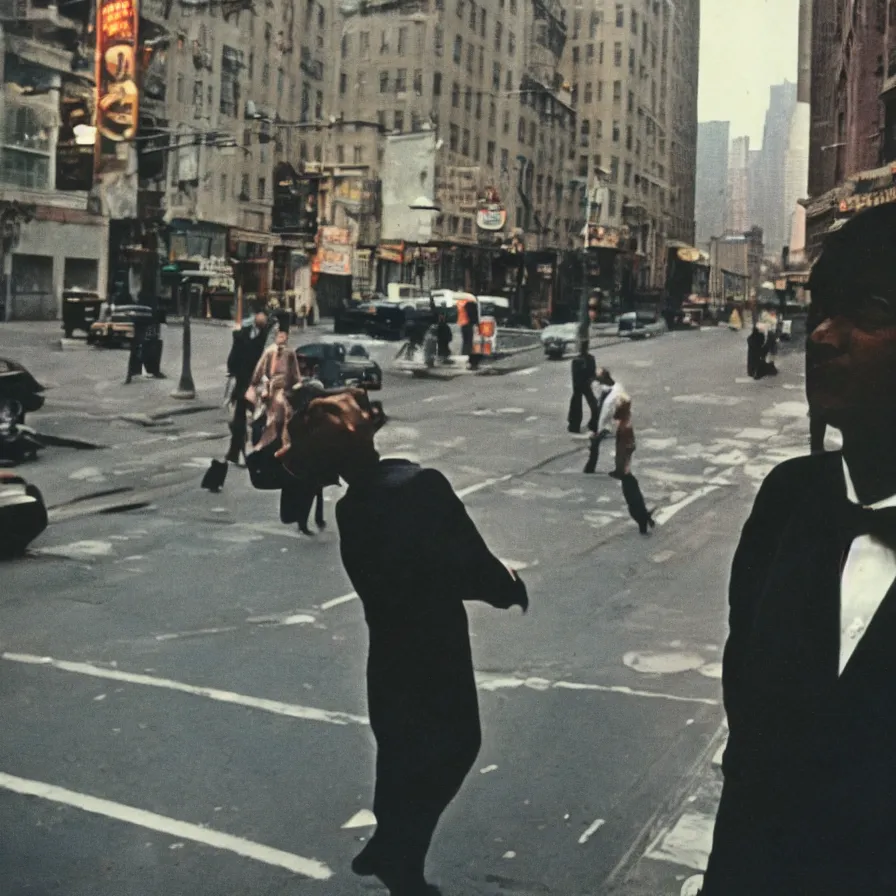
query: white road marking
[
  {"left": 33, "top": 540, "right": 114, "bottom": 560},
  {"left": 341, "top": 809, "right": 377, "bottom": 829},
  {"left": 155, "top": 627, "right": 239, "bottom": 642},
  {"left": 644, "top": 810, "right": 715, "bottom": 871},
  {"left": 245, "top": 613, "right": 316, "bottom": 627},
  {"left": 479, "top": 765, "right": 499, "bottom": 774},
  {"left": 503, "top": 851, "right": 517, "bottom": 859},
  {"left": 0, "top": 772, "right": 333, "bottom": 880},
  {"left": 1, "top": 653, "right": 369, "bottom": 727},
  {"left": 476, "top": 673, "right": 719, "bottom": 707},
  {"left": 319, "top": 591, "right": 358, "bottom": 611},
  {"left": 510, "top": 366, "right": 540, "bottom": 376},
  {"left": 623, "top": 651, "right": 706, "bottom": 675},
  {"left": 578, "top": 818, "right": 606, "bottom": 844},
  {"left": 654, "top": 486, "right": 720, "bottom": 526},
  {"left": 456, "top": 475, "right": 513, "bottom": 498}
]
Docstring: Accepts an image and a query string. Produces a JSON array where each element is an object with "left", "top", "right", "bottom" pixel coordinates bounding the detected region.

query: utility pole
[{"left": 171, "top": 277, "right": 196, "bottom": 399}]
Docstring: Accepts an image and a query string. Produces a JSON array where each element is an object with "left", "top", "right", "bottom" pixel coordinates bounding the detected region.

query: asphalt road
[{"left": 0, "top": 326, "right": 819, "bottom": 896}]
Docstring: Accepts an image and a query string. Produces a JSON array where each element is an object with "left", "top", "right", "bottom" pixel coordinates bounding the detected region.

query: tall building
[
  {"left": 726, "top": 135, "right": 750, "bottom": 234},
  {"left": 695, "top": 120, "right": 729, "bottom": 248},
  {"left": 564, "top": 0, "right": 700, "bottom": 289},
  {"left": 331, "top": 0, "right": 575, "bottom": 253},
  {"left": 1, "top": 0, "right": 107, "bottom": 320},
  {"left": 757, "top": 81, "right": 799, "bottom": 255}
]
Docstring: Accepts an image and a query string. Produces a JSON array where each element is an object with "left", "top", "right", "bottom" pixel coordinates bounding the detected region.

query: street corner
[{"left": 607, "top": 725, "right": 727, "bottom": 896}]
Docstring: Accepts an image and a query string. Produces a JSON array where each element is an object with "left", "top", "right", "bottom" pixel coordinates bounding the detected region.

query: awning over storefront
[{"left": 229, "top": 227, "right": 274, "bottom": 247}]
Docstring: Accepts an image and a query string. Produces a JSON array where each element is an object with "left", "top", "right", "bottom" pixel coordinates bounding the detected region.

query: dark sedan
[
  {"left": 334, "top": 296, "right": 435, "bottom": 340},
  {"left": 295, "top": 342, "right": 383, "bottom": 390}
]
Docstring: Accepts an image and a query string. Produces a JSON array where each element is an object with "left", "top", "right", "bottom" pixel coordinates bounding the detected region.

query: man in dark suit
[
  {"left": 702, "top": 203, "right": 896, "bottom": 894},
  {"left": 225, "top": 311, "right": 269, "bottom": 463},
  {"left": 567, "top": 350, "right": 599, "bottom": 434}
]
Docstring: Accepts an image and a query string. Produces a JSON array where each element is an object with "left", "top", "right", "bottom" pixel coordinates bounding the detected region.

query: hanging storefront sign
[
  {"left": 839, "top": 185, "right": 896, "bottom": 214},
  {"left": 477, "top": 206, "right": 508, "bottom": 231},
  {"left": 95, "top": 0, "right": 139, "bottom": 176},
  {"left": 586, "top": 224, "right": 628, "bottom": 249},
  {"left": 317, "top": 226, "right": 352, "bottom": 276},
  {"left": 677, "top": 246, "right": 702, "bottom": 263},
  {"left": 273, "top": 162, "right": 320, "bottom": 236},
  {"left": 377, "top": 242, "right": 405, "bottom": 264}
]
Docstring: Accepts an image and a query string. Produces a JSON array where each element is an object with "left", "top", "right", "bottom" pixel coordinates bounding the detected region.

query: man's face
[
  {"left": 254, "top": 313, "right": 267, "bottom": 330},
  {"left": 275, "top": 329, "right": 288, "bottom": 346},
  {"left": 806, "top": 285, "right": 896, "bottom": 427}
]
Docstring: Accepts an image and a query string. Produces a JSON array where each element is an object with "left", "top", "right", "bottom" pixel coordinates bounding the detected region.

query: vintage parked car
[
  {"left": 540, "top": 322, "right": 582, "bottom": 359},
  {"left": 88, "top": 304, "right": 158, "bottom": 347},
  {"left": 295, "top": 342, "right": 383, "bottom": 390},
  {"left": 61, "top": 289, "right": 103, "bottom": 338}
]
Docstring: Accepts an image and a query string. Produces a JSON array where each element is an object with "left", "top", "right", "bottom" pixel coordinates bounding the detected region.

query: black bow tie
[{"left": 840, "top": 501, "right": 896, "bottom": 546}]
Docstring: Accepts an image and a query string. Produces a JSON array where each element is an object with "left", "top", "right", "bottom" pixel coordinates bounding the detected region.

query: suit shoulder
[{"left": 752, "top": 452, "right": 832, "bottom": 513}]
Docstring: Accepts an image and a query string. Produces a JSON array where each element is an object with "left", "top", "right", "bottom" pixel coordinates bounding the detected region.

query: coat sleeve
[
  {"left": 722, "top": 458, "right": 807, "bottom": 753},
  {"left": 417, "top": 469, "right": 528, "bottom": 611}
]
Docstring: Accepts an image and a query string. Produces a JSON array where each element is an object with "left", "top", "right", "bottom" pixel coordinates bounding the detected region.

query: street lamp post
[{"left": 171, "top": 276, "right": 196, "bottom": 400}]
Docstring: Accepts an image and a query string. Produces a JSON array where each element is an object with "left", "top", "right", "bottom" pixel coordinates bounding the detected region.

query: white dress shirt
[
  {"left": 839, "top": 459, "right": 896, "bottom": 674},
  {"left": 597, "top": 382, "right": 624, "bottom": 435}
]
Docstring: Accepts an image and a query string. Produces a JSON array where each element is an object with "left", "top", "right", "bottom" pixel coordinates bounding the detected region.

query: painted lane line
[
  {"left": 654, "top": 486, "right": 720, "bottom": 526},
  {"left": 457, "top": 474, "right": 513, "bottom": 498},
  {"left": 155, "top": 626, "right": 239, "bottom": 642},
  {"left": 245, "top": 613, "right": 316, "bottom": 627},
  {"left": 578, "top": 818, "right": 606, "bottom": 845},
  {"left": 319, "top": 591, "right": 358, "bottom": 611},
  {"left": 1, "top": 653, "right": 369, "bottom": 727},
  {"left": 0, "top": 772, "right": 333, "bottom": 880},
  {"left": 475, "top": 674, "right": 719, "bottom": 707}
]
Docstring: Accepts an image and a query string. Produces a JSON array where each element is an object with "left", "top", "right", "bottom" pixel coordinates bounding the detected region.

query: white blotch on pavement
[
  {"left": 34, "top": 540, "right": 114, "bottom": 560},
  {"left": 342, "top": 810, "right": 377, "bottom": 829},
  {"left": 766, "top": 401, "right": 809, "bottom": 418},
  {"left": 698, "top": 663, "right": 723, "bottom": 679},
  {"left": 623, "top": 651, "right": 707, "bottom": 675},
  {"left": 673, "top": 394, "right": 745, "bottom": 407},
  {"left": 651, "top": 550, "right": 676, "bottom": 564},
  {"left": 578, "top": 818, "right": 606, "bottom": 844},
  {"left": 645, "top": 811, "right": 715, "bottom": 871},
  {"left": 503, "top": 851, "right": 516, "bottom": 859},
  {"left": 69, "top": 467, "right": 106, "bottom": 482},
  {"left": 735, "top": 428, "right": 778, "bottom": 441},
  {"left": 480, "top": 765, "right": 498, "bottom": 774}
]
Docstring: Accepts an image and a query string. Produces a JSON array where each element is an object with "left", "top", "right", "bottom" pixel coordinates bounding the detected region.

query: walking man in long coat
[
  {"left": 225, "top": 311, "right": 269, "bottom": 463},
  {"left": 275, "top": 389, "right": 528, "bottom": 896},
  {"left": 702, "top": 203, "right": 896, "bottom": 894}
]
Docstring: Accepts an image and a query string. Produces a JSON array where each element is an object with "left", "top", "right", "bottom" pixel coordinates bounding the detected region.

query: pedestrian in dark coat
[
  {"left": 567, "top": 351, "right": 600, "bottom": 433},
  {"left": 702, "top": 203, "right": 896, "bottom": 895},
  {"left": 746, "top": 325, "right": 764, "bottom": 378},
  {"left": 226, "top": 312, "right": 269, "bottom": 463},
  {"left": 275, "top": 389, "right": 528, "bottom": 896}
]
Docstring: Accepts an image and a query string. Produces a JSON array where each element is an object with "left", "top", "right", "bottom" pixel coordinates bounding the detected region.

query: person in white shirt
[
  {"left": 702, "top": 202, "right": 896, "bottom": 895},
  {"left": 583, "top": 369, "right": 621, "bottom": 474}
]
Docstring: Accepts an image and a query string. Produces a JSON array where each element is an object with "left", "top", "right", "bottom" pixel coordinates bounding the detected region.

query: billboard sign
[
  {"left": 317, "top": 226, "right": 352, "bottom": 276},
  {"left": 95, "top": 0, "right": 139, "bottom": 176},
  {"left": 56, "top": 83, "right": 94, "bottom": 191}
]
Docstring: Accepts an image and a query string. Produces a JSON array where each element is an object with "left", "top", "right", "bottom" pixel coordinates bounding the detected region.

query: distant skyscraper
[
  {"left": 726, "top": 136, "right": 751, "bottom": 233},
  {"left": 695, "top": 120, "right": 730, "bottom": 248},
  {"left": 758, "top": 81, "right": 800, "bottom": 255}
]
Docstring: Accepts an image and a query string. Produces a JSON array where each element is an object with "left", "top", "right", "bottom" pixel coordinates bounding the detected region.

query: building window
[
  {"left": 396, "top": 69, "right": 407, "bottom": 92},
  {"left": 342, "top": 34, "right": 350, "bottom": 58},
  {"left": 469, "top": 2, "right": 476, "bottom": 28},
  {"left": 450, "top": 123, "right": 460, "bottom": 151},
  {"left": 452, "top": 81, "right": 460, "bottom": 107},
  {"left": 598, "top": 81, "right": 604, "bottom": 101},
  {"left": 315, "top": 91, "right": 323, "bottom": 119},
  {"left": 462, "top": 217, "right": 472, "bottom": 235},
  {"left": 506, "top": 70, "right": 514, "bottom": 90},
  {"left": 631, "top": 10, "right": 638, "bottom": 34},
  {"left": 433, "top": 72, "right": 442, "bottom": 95},
  {"left": 176, "top": 74, "right": 184, "bottom": 103},
  {"left": 480, "top": 8, "right": 486, "bottom": 37},
  {"left": 584, "top": 82, "right": 593, "bottom": 104},
  {"left": 457, "top": 0, "right": 464, "bottom": 16},
  {"left": 394, "top": 110, "right": 404, "bottom": 131},
  {"left": 240, "top": 173, "right": 250, "bottom": 199},
  {"left": 489, "top": 100, "right": 497, "bottom": 127},
  {"left": 624, "top": 161, "right": 632, "bottom": 186},
  {"left": 626, "top": 125, "right": 633, "bottom": 149},
  {"left": 613, "top": 80, "right": 622, "bottom": 102},
  {"left": 629, "top": 48, "right": 635, "bottom": 73},
  {"left": 596, "top": 119, "right": 603, "bottom": 139},
  {"left": 503, "top": 109, "right": 510, "bottom": 133},
  {"left": 465, "top": 87, "right": 472, "bottom": 111},
  {"left": 615, "top": 3, "right": 623, "bottom": 26},
  {"left": 261, "top": 63, "right": 269, "bottom": 86},
  {"left": 578, "top": 155, "right": 588, "bottom": 177},
  {"left": 414, "top": 69, "right": 423, "bottom": 94},
  {"left": 354, "top": 145, "right": 364, "bottom": 164},
  {"left": 479, "top": 46, "right": 484, "bottom": 77},
  {"left": 340, "top": 73, "right": 348, "bottom": 95},
  {"left": 473, "top": 135, "right": 480, "bottom": 160},
  {"left": 220, "top": 48, "right": 240, "bottom": 116},
  {"left": 509, "top": 0, "right": 516, "bottom": 14},
  {"left": 258, "top": 176, "right": 266, "bottom": 199},
  {"left": 493, "top": 62, "right": 501, "bottom": 91},
  {"left": 599, "top": 42, "right": 604, "bottom": 64},
  {"left": 381, "top": 29, "right": 390, "bottom": 54},
  {"left": 518, "top": 118, "right": 526, "bottom": 142},
  {"left": 612, "top": 120, "right": 620, "bottom": 141},
  {"left": 609, "top": 190, "right": 617, "bottom": 217},
  {"left": 487, "top": 140, "right": 496, "bottom": 166},
  {"left": 360, "top": 31, "right": 370, "bottom": 59},
  {"left": 467, "top": 44, "right": 474, "bottom": 73},
  {"left": 614, "top": 42, "right": 622, "bottom": 66},
  {"left": 220, "top": 173, "right": 227, "bottom": 202},
  {"left": 475, "top": 92, "right": 482, "bottom": 118},
  {"left": 377, "top": 110, "right": 387, "bottom": 128},
  {"left": 573, "top": 46, "right": 580, "bottom": 64},
  {"left": 454, "top": 35, "right": 462, "bottom": 63},
  {"left": 495, "top": 21, "right": 502, "bottom": 51},
  {"left": 508, "top": 30, "right": 516, "bottom": 54},
  {"left": 529, "top": 121, "right": 536, "bottom": 144},
  {"left": 586, "top": 44, "right": 594, "bottom": 63},
  {"left": 628, "top": 91, "right": 634, "bottom": 112},
  {"left": 398, "top": 26, "right": 407, "bottom": 54},
  {"left": 336, "top": 144, "right": 345, "bottom": 164},
  {"left": 380, "top": 72, "right": 390, "bottom": 93},
  {"left": 500, "top": 148, "right": 509, "bottom": 171},
  {"left": 193, "top": 79, "right": 204, "bottom": 112}
]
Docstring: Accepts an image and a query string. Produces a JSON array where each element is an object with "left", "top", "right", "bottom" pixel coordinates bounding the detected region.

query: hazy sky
[{"left": 698, "top": 0, "right": 800, "bottom": 148}]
